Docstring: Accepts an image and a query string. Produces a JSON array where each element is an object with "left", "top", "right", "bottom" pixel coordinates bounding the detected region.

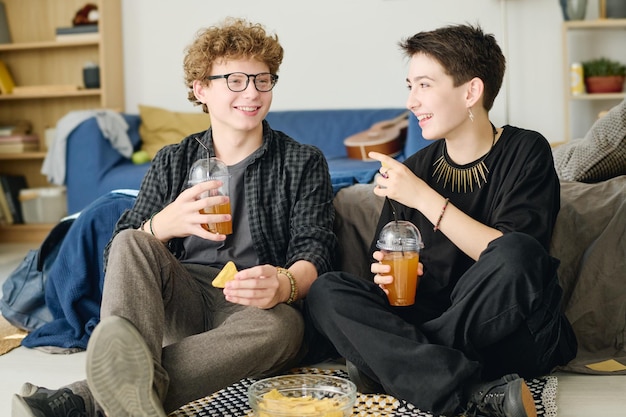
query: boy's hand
[{"left": 151, "top": 180, "right": 230, "bottom": 241}]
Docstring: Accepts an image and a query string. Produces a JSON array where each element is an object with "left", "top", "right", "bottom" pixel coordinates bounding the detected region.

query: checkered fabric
[
  {"left": 553, "top": 98, "right": 626, "bottom": 182},
  {"left": 171, "top": 367, "right": 558, "bottom": 417}
]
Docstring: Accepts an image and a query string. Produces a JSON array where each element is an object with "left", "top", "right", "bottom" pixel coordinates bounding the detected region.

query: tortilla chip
[{"left": 211, "top": 261, "right": 238, "bottom": 288}]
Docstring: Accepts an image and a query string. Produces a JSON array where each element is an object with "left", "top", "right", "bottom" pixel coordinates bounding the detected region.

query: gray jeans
[{"left": 101, "top": 230, "right": 304, "bottom": 412}]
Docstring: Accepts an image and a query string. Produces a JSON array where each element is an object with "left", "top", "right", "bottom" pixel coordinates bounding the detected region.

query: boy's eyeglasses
[{"left": 206, "top": 72, "right": 279, "bottom": 92}]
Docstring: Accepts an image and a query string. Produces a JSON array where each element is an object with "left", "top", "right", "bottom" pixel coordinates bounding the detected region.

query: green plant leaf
[{"left": 582, "top": 57, "right": 626, "bottom": 77}]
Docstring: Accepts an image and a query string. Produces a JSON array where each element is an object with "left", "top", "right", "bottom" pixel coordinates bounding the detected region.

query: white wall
[{"left": 119, "top": 0, "right": 601, "bottom": 144}]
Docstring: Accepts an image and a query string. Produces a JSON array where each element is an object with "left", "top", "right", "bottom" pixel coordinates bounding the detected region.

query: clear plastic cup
[
  {"left": 188, "top": 157, "right": 232, "bottom": 235},
  {"left": 376, "top": 220, "right": 424, "bottom": 306}
]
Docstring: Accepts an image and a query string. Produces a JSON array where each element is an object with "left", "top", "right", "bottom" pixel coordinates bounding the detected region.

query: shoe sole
[
  {"left": 19, "top": 383, "right": 38, "bottom": 397},
  {"left": 86, "top": 316, "right": 165, "bottom": 417},
  {"left": 11, "top": 395, "right": 38, "bottom": 417},
  {"left": 502, "top": 374, "right": 537, "bottom": 417},
  {"left": 519, "top": 379, "right": 537, "bottom": 417},
  {"left": 11, "top": 383, "right": 40, "bottom": 417}
]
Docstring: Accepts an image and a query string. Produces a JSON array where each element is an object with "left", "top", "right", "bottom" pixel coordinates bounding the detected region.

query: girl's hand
[
  {"left": 371, "top": 250, "right": 424, "bottom": 294},
  {"left": 371, "top": 250, "right": 392, "bottom": 295},
  {"left": 369, "top": 151, "right": 426, "bottom": 211}
]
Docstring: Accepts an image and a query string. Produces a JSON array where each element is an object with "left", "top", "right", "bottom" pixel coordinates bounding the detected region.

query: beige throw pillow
[
  {"left": 139, "top": 105, "right": 211, "bottom": 159},
  {"left": 553, "top": 99, "right": 626, "bottom": 182}
]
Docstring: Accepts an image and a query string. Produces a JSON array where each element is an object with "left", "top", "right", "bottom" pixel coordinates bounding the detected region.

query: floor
[{"left": 1, "top": 243, "right": 625, "bottom": 416}]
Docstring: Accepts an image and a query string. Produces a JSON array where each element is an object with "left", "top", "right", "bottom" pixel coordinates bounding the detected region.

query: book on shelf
[
  {"left": 55, "top": 24, "right": 99, "bottom": 42},
  {"left": 10, "top": 85, "right": 80, "bottom": 95},
  {"left": 0, "top": 120, "right": 32, "bottom": 136},
  {"left": 0, "top": 134, "right": 39, "bottom": 153},
  {"left": 0, "top": 200, "right": 7, "bottom": 225},
  {"left": 0, "top": 1, "right": 11, "bottom": 44},
  {"left": 56, "top": 32, "right": 100, "bottom": 42},
  {"left": 0, "top": 142, "right": 38, "bottom": 153},
  {"left": 0, "top": 59, "right": 15, "bottom": 94},
  {"left": 0, "top": 180, "right": 12, "bottom": 224},
  {"left": 55, "top": 24, "right": 98, "bottom": 35},
  {"left": 0, "top": 174, "right": 28, "bottom": 224}
]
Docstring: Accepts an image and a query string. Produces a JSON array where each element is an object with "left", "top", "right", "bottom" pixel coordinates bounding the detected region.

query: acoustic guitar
[{"left": 344, "top": 111, "right": 409, "bottom": 161}]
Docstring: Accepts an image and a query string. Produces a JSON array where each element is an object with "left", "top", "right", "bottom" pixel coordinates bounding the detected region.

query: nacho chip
[
  {"left": 258, "top": 389, "right": 344, "bottom": 417},
  {"left": 212, "top": 261, "right": 238, "bottom": 288}
]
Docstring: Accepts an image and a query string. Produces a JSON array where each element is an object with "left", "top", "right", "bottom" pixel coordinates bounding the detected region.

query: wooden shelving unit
[
  {"left": 562, "top": 18, "right": 626, "bottom": 142},
  {"left": 0, "top": 0, "right": 124, "bottom": 243}
]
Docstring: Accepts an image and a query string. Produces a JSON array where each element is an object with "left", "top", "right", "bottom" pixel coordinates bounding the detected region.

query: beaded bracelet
[
  {"left": 277, "top": 267, "right": 298, "bottom": 305},
  {"left": 433, "top": 198, "right": 450, "bottom": 232}
]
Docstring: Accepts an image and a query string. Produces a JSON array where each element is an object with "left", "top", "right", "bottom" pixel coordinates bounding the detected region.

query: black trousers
[{"left": 305, "top": 232, "right": 577, "bottom": 416}]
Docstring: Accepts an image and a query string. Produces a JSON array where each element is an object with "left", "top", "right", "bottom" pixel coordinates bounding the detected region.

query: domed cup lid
[
  {"left": 376, "top": 220, "right": 424, "bottom": 252},
  {"left": 188, "top": 157, "right": 228, "bottom": 184}
]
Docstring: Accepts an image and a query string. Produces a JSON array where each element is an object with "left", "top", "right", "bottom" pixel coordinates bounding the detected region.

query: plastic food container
[
  {"left": 18, "top": 186, "right": 67, "bottom": 224},
  {"left": 248, "top": 374, "right": 357, "bottom": 417}
]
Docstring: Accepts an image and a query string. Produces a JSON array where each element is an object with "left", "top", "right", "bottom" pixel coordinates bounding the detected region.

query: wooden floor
[{"left": 1, "top": 243, "right": 625, "bottom": 416}]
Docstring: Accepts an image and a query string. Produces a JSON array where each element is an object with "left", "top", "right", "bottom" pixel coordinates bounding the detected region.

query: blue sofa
[{"left": 65, "top": 109, "right": 428, "bottom": 214}]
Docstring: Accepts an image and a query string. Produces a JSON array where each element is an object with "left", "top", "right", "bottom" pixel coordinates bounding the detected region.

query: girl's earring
[{"left": 468, "top": 108, "right": 475, "bottom": 122}]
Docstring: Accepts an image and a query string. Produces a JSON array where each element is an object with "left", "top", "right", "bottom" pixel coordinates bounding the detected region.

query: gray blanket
[{"left": 551, "top": 175, "right": 626, "bottom": 374}]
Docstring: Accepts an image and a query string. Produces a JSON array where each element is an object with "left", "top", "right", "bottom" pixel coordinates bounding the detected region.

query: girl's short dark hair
[{"left": 399, "top": 24, "right": 505, "bottom": 111}]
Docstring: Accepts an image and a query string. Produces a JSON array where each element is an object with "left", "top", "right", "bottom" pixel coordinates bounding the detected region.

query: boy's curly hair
[{"left": 183, "top": 18, "right": 284, "bottom": 113}]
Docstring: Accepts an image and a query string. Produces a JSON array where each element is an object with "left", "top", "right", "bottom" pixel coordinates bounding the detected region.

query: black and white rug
[{"left": 171, "top": 367, "right": 558, "bottom": 417}]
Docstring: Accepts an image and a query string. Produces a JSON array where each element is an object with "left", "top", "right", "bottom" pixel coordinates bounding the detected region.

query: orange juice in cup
[
  {"left": 201, "top": 201, "right": 232, "bottom": 234},
  {"left": 376, "top": 220, "right": 424, "bottom": 306},
  {"left": 188, "top": 157, "right": 232, "bottom": 235},
  {"left": 381, "top": 250, "right": 420, "bottom": 306}
]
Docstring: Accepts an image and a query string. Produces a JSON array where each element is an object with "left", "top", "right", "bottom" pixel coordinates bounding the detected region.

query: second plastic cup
[
  {"left": 376, "top": 220, "right": 424, "bottom": 306},
  {"left": 188, "top": 157, "right": 232, "bottom": 235}
]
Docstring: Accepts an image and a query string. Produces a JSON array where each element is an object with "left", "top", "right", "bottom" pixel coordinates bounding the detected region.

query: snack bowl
[{"left": 248, "top": 374, "right": 357, "bottom": 417}]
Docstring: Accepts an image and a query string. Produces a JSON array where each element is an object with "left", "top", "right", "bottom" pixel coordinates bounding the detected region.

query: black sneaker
[
  {"left": 12, "top": 385, "right": 88, "bottom": 417},
  {"left": 345, "top": 360, "right": 384, "bottom": 394},
  {"left": 466, "top": 374, "right": 537, "bottom": 417}
]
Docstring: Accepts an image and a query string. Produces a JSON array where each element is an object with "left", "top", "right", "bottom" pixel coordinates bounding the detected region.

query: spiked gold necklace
[{"left": 432, "top": 124, "right": 497, "bottom": 193}]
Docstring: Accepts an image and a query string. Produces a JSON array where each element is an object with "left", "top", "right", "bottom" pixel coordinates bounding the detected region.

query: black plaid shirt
[{"left": 105, "top": 121, "right": 337, "bottom": 274}]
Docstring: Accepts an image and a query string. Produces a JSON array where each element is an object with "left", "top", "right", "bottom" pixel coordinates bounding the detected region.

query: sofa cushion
[
  {"left": 326, "top": 158, "right": 382, "bottom": 194},
  {"left": 96, "top": 163, "right": 149, "bottom": 200},
  {"left": 553, "top": 98, "right": 626, "bottom": 182},
  {"left": 66, "top": 114, "right": 144, "bottom": 214},
  {"left": 333, "top": 183, "right": 384, "bottom": 276},
  {"left": 265, "top": 109, "right": 413, "bottom": 192},
  {"left": 138, "top": 105, "right": 211, "bottom": 159},
  {"left": 266, "top": 109, "right": 408, "bottom": 159}
]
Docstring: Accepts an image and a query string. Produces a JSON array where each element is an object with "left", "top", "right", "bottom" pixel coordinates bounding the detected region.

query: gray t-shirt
[{"left": 180, "top": 150, "right": 260, "bottom": 269}]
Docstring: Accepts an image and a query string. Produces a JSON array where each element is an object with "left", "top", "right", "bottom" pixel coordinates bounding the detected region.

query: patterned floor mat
[{"left": 171, "top": 367, "right": 557, "bottom": 417}]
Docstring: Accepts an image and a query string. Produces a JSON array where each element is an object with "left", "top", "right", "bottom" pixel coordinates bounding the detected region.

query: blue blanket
[{"left": 22, "top": 191, "right": 137, "bottom": 350}]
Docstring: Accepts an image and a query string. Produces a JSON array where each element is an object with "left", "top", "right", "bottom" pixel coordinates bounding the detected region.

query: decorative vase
[
  {"left": 566, "top": 0, "right": 588, "bottom": 20},
  {"left": 584, "top": 75, "right": 625, "bottom": 93},
  {"left": 606, "top": 0, "right": 626, "bottom": 18},
  {"left": 559, "top": 0, "right": 569, "bottom": 20}
]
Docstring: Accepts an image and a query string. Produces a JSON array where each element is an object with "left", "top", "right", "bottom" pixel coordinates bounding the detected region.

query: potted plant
[{"left": 582, "top": 57, "right": 626, "bottom": 93}]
